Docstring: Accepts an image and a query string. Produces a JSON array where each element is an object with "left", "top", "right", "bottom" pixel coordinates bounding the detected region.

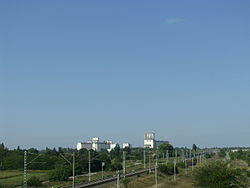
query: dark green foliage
[
  {"left": 158, "top": 163, "right": 178, "bottom": 175},
  {"left": 129, "top": 148, "right": 143, "bottom": 160},
  {"left": 192, "top": 144, "right": 197, "bottom": 151},
  {"left": 3, "top": 151, "right": 23, "bottom": 170},
  {"left": 122, "top": 178, "right": 130, "bottom": 188},
  {"left": 230, "top": 150, "right": 250, "bottom": 166},
  {"left": 176, "top": 161, "right": 187, "bottom": 168},
  {"left": 194, "top": 160, "right": 249, "bottom": 188},
  {"left": 158, "top": 143, "right": 174, "bottom": 157},
  {"left": 110, "top": 162, "right": 122, "bottom": 171},
  {"left": 218, "top": 149, "right": 226, "bottom": 158},
  {"left": 0, "top": 184, "right": 4, "bottom": 188},
  {"left": 110, "top": 145, "right": 121, "bottom": 159},
  {"left": 27, "top": 176, "right": 42, "bottom": 187},
  {"left": 205, "top": 153, "right": 215, "bottom": 159},
  {"left": 246, "top": 170, "right": 250, "bottom": 177},
  {"left": 48, "top": 166, "right": 71, "bottom": 181}
]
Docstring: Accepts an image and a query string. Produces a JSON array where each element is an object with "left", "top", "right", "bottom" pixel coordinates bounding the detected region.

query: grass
[
  {"left": 0, "top": 170, "right": 48, "bottom": 187},
  {"left": 0, "top": 170, "right": 22, "bottom": 179}
]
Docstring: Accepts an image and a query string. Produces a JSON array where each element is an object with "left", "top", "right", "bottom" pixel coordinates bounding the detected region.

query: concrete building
[
  {"left": 77, "top": 137, "right": 118, "bottom": 152},
  {"left": 122, "top": 143, "right": 131, "bottom": 149},
  {"left": 144, "top": 133, "right": 169, "bottom": 149}
]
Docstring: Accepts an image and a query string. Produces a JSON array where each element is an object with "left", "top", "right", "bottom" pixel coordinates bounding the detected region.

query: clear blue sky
[{"left": 0, "top": 1, "right": 249, "bottom": 149}]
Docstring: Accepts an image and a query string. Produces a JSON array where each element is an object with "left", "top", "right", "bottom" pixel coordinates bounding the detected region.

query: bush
[
  {"left": 176, "top": 161, "right": 186, "bottom": 168},
  {"left": 218, "top": 149, "right": 226, "bottom": 158},
  {"left": 122, "top": 178, "right": 130, "bottom": 188},
  {"left": 158, "top": 163, "right": 178, "bottom": 175},
  {"left": 194, "top": 160, "right": 249, "bottom": 188},
  {"left": 110, "top": 162, "right": 122, "bottom": 171},
  {"left": 205, "top": 153, "right": 215, "bottom": 158},
  {"left": 27, "top": 176, "right": 42, "bottom": 187},
  {"left": 48, "top": 166, "right": 71, "bottom": 181}
]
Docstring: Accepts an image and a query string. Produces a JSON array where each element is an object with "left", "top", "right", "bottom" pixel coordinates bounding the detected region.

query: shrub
[
  {"left": 194, "top": 160, "right": 249, "bottom": 188},
  {"left": 158, "top": 163, "right": 178, "bottom": 175},
  {"left": 176, "top": 161, "right": 186, "bottom": 168},
  {"left": 48, "top": 166, "right": 71, "bottom": 181},
  {"left": 110, "top": 162, "right": 122, "bottom": 171},
  {"left": 218, "top": 149, "right": 226, "bottom": 158},
  {"left": 205, "top": 153, "right": 215, "bottom": 158},
  {"left": 27, "top": 176, "right": 42, "bottom": 187},
  {"left": 122, "top": 178, "right": 130, "bottom": 188}
]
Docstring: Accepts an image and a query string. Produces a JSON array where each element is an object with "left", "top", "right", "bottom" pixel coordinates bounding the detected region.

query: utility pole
[
  {"left": 23, "top": 151, "right": 45, "bottom": 188},
  {"left": 143, "top": 149, "right": 146, "bottom": 169},
  {"left": 166, "top": 150, "right": 169, "bottom": 165},
  {"left": 175, "top": 150, "right": 177, "bottom": 162},
  {"left": 72, "top": 152, "right": 75, "bottom": 188},
  {"left": 60, "top": 153, "right": 75, "bottom": 188},
  {"left": 102, "top": 162, "right": 105, "bottom": 179},
  {"left": 174, "top": 159, "right": 176, "bottom": 182},
  {"left": 149, "top": 150, "right": 151, "bottom": 173},
  {"left": 155, "top": 150, "right": 158, "bottom": 188},
  {"left": 88, "top": 150, "right": 91, "bottom": 182},
  {"left": 23, "top": 150, "right": 27, "bottom": 188},
  {"left": 156, "top": 149, "right": 158, "bottom": 167},
  {"left": 155, "top": 165, "right": 158, "bottom": 188},
  {"left": 123, "top": 151, "right": 126, "bottom": 178},
  {"left": 117, "top": 170, "right": 120, "bottom": 188},
  {"left": 185, "top": 158, "right": 187, "bottom": 175},
  {"left": 191, "top": 154, "right": 194, "bottom": 171},
  {"left": 195, "top": 152, "right": 199, "bottom": 166}
]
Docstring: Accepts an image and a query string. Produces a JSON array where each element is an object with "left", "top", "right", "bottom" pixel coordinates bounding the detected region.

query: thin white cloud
[{"left": 166, "top": 18, "right": 185, "bottom": 24}]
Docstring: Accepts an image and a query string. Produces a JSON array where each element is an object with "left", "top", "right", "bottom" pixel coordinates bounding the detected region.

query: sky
[{"left": 0, "top": 1, "right": 250, "bottom": 149}]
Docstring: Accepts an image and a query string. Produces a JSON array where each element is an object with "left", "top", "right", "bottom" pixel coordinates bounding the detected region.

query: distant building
[
  {"left": 77, "top": 137, "right": 118, "bottom": 152},
  {"left": 122, "top": 143, "right": 131, "bottom": 149},
  {"left": 144, "top": 133, "right": 169, "bottom": 149}
]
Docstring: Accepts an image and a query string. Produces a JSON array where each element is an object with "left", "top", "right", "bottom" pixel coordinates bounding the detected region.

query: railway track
[{"left": 63, "top": 167, "right": 155, "bottom": 188}]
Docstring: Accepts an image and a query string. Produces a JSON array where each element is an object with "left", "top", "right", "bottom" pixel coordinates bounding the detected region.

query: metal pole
[
  {"left": 102, "top": 162, "right": 104, "bottom": 179},
  {"left": 123, "top": 151, "right": 126, "bottom": 178},
  {"left": 148, "top": 151, "right": 151, "bottom": 173},
  {"left": 174, "top": 159, "right": 176, "bottom": 182},
  {"left": 166, "top": 150, "right": 169, "bottom": 165},
  {"left": 191, "top": 156, "right": 194, "bottom": 171},
  {"left": 88, "top": 150, "right": 91, "bottom": 182},
  {"left": 196, "top": 152, "right": 199, "bottom": 167},
  {"left": 175, "top": 150, "right": 177, "bottom": 162},
  {"left": 155, "top": 165, "right": 158, "bottom": 188},
  {"left": 143, "top": 149, "right": 146, "bottom": 169},
  {"left": 23, "top": 150, "right": 27, "bottom": 188},
  {"left": 185, "top": 158, "right": 187, "bottom": 175},
  {"left": 156, "top": 150, "right": 158, "bottom": 167},
  {"left": 72, "top": 152, "right": 75, "bottom": 188},
  {"left": 155, "top": 150, "right": 158, "bottom": 188},
  {"left": 117, "top": 170, "right": 120, "bottom": 188}
]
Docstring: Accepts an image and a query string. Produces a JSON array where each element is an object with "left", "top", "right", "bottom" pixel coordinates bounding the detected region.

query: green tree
[
  {"left": 48, "top": 166, "right": 71, "bottom": 181},
  {"left": 194, "top": 160, "right": 249, "bottom": 188},
  {"left": 27, "top": 176, "right": 42, "bottom": 187},
  {"left": 110, "top": 162, "right": 122, "bottom": 171},
  {"left": 158, "top": 163, "right": 178, "bottom": 175},
  {"left": 192, "top": 144, "right": 197, "bottom": 151},
  {"left": 158, "top": 143, "right": 174, "bottom": 157},
  {"left": 122, "top": 178, "right": 130, "bottom": 188},
  {"left": 218, "top": 149, "right": 226, "bottom": 158}
]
